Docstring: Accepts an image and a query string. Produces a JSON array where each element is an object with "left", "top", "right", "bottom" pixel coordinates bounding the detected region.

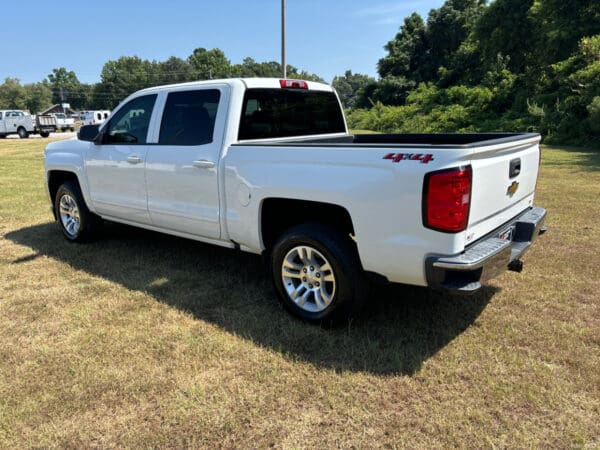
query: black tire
[
  {"left": 40, "top": 131, "right": 50, "bottom": 138},
  {"left": 54, "top": 181, "right": 101, "bottom": 242},
  {"left": 270, "top": 223, "right": 369, "bottom": 324},
  {"left": 0, "top": 134, "right": 6, "bottom": 139},
  {"left": 17, "top": 127, "right": 29, "bottom": 139}
]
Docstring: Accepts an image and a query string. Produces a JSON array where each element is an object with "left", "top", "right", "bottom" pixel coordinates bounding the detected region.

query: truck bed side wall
[{"left": 223, "top": 144, "right": 470, "bottom": 286}]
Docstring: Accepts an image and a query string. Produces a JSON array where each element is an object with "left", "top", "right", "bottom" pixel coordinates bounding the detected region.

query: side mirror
[{"left": 78, "top": 124, "right": 100, "bottom": 142}]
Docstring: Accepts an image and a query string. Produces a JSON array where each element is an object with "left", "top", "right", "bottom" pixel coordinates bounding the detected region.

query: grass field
[{"left": 0, "top": 137, "right": 598, "bottom": 448}]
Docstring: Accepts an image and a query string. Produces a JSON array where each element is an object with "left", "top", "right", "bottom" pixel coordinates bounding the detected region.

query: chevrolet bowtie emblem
[{"left": 507, "top": 181, "right": 520, "bottom": 196}]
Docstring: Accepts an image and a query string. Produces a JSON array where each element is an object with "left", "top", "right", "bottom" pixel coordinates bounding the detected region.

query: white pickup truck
[
  {"left": 44, "top": 78, "right": 547, "bottom": 322},
  {"left": 53, "top": 113, "right": 75, "bottom": 132}
]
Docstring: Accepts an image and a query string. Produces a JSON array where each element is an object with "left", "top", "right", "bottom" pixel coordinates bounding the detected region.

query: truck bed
[{"left": 235, "top": 132, "right": 539, "bottom": 148}]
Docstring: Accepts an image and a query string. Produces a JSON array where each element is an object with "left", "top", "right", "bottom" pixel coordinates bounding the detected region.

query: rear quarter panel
[{"left": 223, "top": 144, "right": 470, "bottom": 286}]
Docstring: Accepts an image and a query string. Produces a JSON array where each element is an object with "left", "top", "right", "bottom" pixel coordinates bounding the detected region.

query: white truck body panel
[
  {"left": 53, "top": 113, "right": 75, "bottom": 130},
  {"left": 0, "top": 110, "right": 34, "bottom": 134},
  {"left": 82, "top": 110, "right": 110, "bottom": 126}
]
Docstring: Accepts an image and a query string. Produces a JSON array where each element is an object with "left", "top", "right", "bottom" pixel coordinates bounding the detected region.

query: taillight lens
[{"left": 423, "top": 166, "right": 472, "bottom": 233}]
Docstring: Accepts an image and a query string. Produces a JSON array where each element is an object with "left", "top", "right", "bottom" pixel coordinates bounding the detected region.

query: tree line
[
  {"left": 338, "top": 0, "right": 599, "bottom": 147},
  {"left": 1, "top": 0, "right": 598, "bottom": 146},
  {"left": 0, "top": 48, "right": 322, "bottom": 113}
]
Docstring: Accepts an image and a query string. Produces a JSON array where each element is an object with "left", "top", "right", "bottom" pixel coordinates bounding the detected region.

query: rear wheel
[
  {"left": 40, "top": 131, "right": 50, "bottom": 138},
  {"left": 271, "top": 223, "right": 368, "bottom": 324},
  {"left": 54, "top": 181, "right": 101, "bottom": 242},
  {"left": 17, "top": 127, "right": 28, "bottom": 139}
]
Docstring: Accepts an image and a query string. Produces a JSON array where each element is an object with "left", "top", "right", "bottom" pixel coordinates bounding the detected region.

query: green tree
[
  {"left": 233, "top": 57, "right": 282, "bottom": 77},
  {"left": 474, "top": 0, "right": 535, "bottom": 74},
  {"left": 47, "top": 67, "right": 89, "bottom": 109},
  {"left": 93, "top": 56, "right": 158, "bottom": 108},
  {"left": 332, "top": 70, "right": 376, "bottom": 109},
  {"left": 0, "top": 78, "right": 27, "bottom": 109},
  {"left": 188, "top": 48, "right": 232, "bottom": 79},
  {"left": 377, "top": 1, "right": 485, "bottom": 90},
  {"left": 531, "top": 0, "right": 600, "bottom": 64},
  {"left": 157, "top": 56, "right": 193, "bottom": 84},
  {"left": 378, "top": 13, "right": 427, "bottom": 81},
  {"left": 24, "top": 82, "right": 53, "bottom": 113},
  {"left": 423, "top": 0, "right": 486, "bottom": 82}
]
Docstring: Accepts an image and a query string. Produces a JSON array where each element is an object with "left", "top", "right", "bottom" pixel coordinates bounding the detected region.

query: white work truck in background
[
  {"left": 43, "top": 78, "right": 547, "bottom": 323},
  {"left": 0, "top": 110, "right": 57, "bottom": 138},
  {"left": 53, "top": 113, "right": 75, "bottom": 132},
  {"left": 81, "top": 110, "right": 110, "bottom": 126}
]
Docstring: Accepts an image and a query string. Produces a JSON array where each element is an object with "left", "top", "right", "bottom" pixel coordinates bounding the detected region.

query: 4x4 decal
[{"left": 384, "top": 153, "right": 434, "bottom": 164}]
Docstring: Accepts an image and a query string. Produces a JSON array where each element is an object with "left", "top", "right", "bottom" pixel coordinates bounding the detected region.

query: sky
[{"left": 2, "top": 0, "right": 445, "bottom": 85}]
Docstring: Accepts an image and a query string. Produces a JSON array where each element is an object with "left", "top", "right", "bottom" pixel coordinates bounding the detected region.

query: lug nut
[
  {"left": 316, "top": 273, "right": 321, "bottom": 278},
  {"left": 309, "top": 284, "right": 314, "bottom": 289},
  {"left": 310, "top": 266, "right": 314, "bottom": 271},
  {"left": 303, "top": 268, "right": 307, "bottom": 273},
  {"left": 316, "top": 282, "right": 320, "bottom": 287},
  {"left": 303, "top": 277, "right": 307, "bottom": 282}
]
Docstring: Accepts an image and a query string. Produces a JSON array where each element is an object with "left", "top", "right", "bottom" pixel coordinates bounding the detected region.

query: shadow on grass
[
  {"left": 6, "top": 222, "right": 496, "bottom": 376},
  {"left": 542, "top": 145, "right": 600, "bottom": 171}
]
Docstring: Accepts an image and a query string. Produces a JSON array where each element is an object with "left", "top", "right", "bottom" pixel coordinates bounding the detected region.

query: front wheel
[
  {"left": 17, "top": 127, "right": 29, "bottom": 139},
  {"left": 271, "top": 224, "right": 369, "bottom": 324},
  {"left": 54, "top": 181, "right": 101, "bottom": 242}
]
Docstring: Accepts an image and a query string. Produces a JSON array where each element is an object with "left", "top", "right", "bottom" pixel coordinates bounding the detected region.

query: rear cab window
[
  {"left": 238, "top": 88, "right": 345, "bottom": 140},
  {"left": 159, "top": 89, "right": 221, "bottom": 146}
]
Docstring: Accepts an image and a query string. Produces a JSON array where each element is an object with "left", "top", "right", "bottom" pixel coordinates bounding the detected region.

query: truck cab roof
[{"left": 135, "top": 78, "right": 334, "bottom": 95}]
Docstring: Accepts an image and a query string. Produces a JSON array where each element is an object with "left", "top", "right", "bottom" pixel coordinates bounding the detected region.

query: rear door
[
  {"left": 85, "top": 94, "right": 158, "bottom": 224},
  {"left": 145, "top": 85, "right": 229, "bottom": 239},
  {"left": 466, "top": 136, "right": 541, "bottom": 244}
]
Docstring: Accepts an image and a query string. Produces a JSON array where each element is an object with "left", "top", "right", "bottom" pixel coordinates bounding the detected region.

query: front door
[
  {"left": 3, "top": 111, "right": 19, "bottom": 132},
  {"left": 145, "top": 87, "right": 228, "bottom": 239},
  {"left": 85, "top": 94, "right": 158, "bottom": 224}
]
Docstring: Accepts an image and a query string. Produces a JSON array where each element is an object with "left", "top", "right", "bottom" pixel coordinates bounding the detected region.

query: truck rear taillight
[
  {"left": 279, "top": 79, "right": 309, "bottom": 89},
  {"left": 423, "top": 166, "right": 472, "bottom": 233}
]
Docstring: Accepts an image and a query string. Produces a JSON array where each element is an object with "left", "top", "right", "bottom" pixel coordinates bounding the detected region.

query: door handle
[
  {"left": 127, "top": 156, "right": 143, "bottom": 164},
  {"left": 192, "top": 160, "right": 215, "bottom": 169}
]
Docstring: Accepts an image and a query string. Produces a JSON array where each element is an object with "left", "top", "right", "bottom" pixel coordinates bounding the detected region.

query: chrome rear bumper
[{"left": 426, "top": 206, "right": 547, "bottom": 292}]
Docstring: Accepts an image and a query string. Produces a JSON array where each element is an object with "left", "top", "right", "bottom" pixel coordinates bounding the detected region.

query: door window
[
  {"left": 103, "top": 95, "right": 157, "bottom": 145},
  {"left": 159, "top": 90, "right": 221, "bottom": 146}
]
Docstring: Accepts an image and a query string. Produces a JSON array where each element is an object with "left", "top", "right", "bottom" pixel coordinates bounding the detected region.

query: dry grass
[{"left": 0, "top": 137, "right": 598, "bottom": 449}]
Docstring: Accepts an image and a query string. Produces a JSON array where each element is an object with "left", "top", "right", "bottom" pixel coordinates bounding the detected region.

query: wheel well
[
  {"left": 48, "top": 171, "right": 79, "bottom": 204},
  {"left": 261, "top": 198, "right": 355, "bottom": 251}
]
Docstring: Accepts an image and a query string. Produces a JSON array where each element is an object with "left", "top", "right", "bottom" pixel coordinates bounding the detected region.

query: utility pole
[
  {"left": 281, "top": 0, "right": 286, "bottom": 79},
  {"left": 60, "top": 87, "right": 66, "bottom": 113}
]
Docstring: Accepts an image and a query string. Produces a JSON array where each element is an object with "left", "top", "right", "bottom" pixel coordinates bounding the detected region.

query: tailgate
[{"left": 466, "top": 135, "right": 541, "bottom": 244}]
